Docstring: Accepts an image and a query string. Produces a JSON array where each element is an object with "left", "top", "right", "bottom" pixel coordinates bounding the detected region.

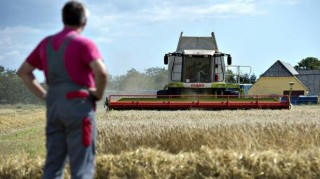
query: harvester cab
[
  {"left": 158, "top": 32, "right": 240, "bottom": 96},
  {"left": 106, "top": 32, "right": 290, "bottom": 110}
]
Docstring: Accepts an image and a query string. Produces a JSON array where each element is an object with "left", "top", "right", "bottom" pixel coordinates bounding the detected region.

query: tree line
[
  {"left": 0, "top": 66, "right": 169, "bottom": 104},
  {"left": 294, "top": 57, "right": 320, "bottom": 70},
  {"left": 107, "top": 67, "right": 168, "bottom": 91},
  {"left": 225, "top": 70, "right": 257, "bottom": 84},
  {"left": 0, "top": 66, "right": 44, "bottom": 104}
]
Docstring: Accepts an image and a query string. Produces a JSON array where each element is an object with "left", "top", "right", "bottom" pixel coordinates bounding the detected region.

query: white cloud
[
  {"left": 285, "top": 0, "right": 300, "bottom": 5},
  {"left": 262, "top": 0, "right": 301, "bottom": 5},
  {"left": 6, "top": 50, "right": 20, "bottom": 57},
  {"left": 85, "top": 0, "right": 265, "bottom": 41},
  {"left": 0, "top": 26, "right": 41, "bottom": 35},
  {"left": 151, "top": 1, "right": 265, "bottom": 20},
  {"left": 0, "top": 26, "right": 42, "bottom": 48},
  {"left": 109, "top": 0, "right": 263, "bottom": 21},
  {"left": 0, "top": 26, "right": 43, "bottom": 70}
]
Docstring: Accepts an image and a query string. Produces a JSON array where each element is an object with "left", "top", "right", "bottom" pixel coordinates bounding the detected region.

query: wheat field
[{"left": 1, "top": 104, "right": 320, "bottom": 178}]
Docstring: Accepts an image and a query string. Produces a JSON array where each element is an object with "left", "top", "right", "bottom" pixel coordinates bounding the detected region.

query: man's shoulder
[
  {"left": 34, "top": 35, "right": 52, "bottom": 50},
  {"left": 73, "top": 35, "right": 96, "bottom": 46},
  {"left": 39, "top": 35, "right": 52, "bottom": 44}
]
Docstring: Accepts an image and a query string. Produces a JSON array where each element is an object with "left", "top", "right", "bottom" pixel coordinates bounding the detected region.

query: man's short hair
[{"left": 62, "top": 1, "right": 87, "bottom": 27}]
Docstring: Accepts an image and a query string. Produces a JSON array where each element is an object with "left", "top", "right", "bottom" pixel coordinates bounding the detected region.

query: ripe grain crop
[
  {"left": 0, "top": 105, "right": 46, "bottom": 157},
  {"left": 97, "top": 106, "right": 320, "bottom": 154},
  {"left": 1, "top": 105, "right": 320, "bottom": 178}
]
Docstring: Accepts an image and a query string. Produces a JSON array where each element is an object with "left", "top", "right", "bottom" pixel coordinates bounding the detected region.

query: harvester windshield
[
  {"left": 181, "top": 55, "right": 225, "bottom": 83},
  {"left": 183, "top": 56, "right": 211, "bottom": 83}
]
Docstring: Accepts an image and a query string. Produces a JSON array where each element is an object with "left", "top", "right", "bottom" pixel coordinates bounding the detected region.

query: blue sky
[{"left": 0, "top": 0, "right": 319, "bottom": 82}]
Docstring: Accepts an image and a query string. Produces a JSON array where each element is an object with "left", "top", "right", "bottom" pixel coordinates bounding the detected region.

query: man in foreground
[{"left": 17, "top": 1, "right": 107, "bottom": 178}]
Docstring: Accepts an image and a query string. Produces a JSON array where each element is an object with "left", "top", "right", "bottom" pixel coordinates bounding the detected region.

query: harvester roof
[{"left": 176, "top": 32, "right": 219, "bottom": 52}]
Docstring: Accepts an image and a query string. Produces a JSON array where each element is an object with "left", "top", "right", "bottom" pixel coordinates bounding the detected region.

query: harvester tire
[{"left": 157, "top": 90, "right": 168, "bottom": 98}]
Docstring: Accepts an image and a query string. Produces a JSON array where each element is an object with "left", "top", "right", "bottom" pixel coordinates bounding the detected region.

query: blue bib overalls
[{"left": 43, "top": 35, "right": 96, "bottom": 179}]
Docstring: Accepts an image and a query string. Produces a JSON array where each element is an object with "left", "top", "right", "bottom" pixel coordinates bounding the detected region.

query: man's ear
[{"left": 79, "top": 21, "right": 86, "bottom": 31}]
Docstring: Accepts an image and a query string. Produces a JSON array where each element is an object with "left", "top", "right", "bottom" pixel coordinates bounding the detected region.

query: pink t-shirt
[{"left": 26, "top": 28, "right": 102, "bottom": 88}]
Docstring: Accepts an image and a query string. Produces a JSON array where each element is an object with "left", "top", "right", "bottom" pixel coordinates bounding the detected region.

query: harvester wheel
[
  {"left": 104, "top": 97, "right": 109, "bottom": 111},
  {"left": 157, "top": 90, "right": 168, "bottom": 98}
]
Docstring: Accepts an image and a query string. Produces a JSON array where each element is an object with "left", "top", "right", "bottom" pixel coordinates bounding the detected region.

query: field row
[{"left": 2, "top": 147, "right": 320, "bottom": 178}]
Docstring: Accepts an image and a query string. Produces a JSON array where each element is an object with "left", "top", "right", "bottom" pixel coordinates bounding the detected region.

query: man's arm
[
  {"left": 89, "top": 59, "right": 107, "bottom": 100},
  {"left": 17, "top": 61, "right": 47, "bottom": 100}
]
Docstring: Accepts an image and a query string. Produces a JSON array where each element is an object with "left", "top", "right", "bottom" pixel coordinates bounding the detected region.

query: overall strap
[{"left": 46, "top": 34, "right": 77, "bottom": 86}]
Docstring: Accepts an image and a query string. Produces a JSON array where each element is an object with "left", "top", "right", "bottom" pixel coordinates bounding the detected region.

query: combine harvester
[{"left": 106, "top": 32, "right": 290, "bottom": 110}]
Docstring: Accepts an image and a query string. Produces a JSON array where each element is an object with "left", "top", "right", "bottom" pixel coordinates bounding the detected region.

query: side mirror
[
  {"left": 164, "top": 54, "right": 168, "bottom": 65},
  {"left": 227, "top": 55, "right": 232, "bottom": 65}
]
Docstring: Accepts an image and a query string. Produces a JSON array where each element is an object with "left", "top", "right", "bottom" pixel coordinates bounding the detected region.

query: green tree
[
  {"left": 144, "top": 67, "right": 167, "bottom": 89},
  {"left": 249, "top": 73, "right": 257, "bottom": 83},
  {"left": 0, "top": 65, "right": 43, "bottom": 104},
  {"left": 0, "top": 66, "right": 4, "bottom": 73},
  {"left": 240, "top": 73, "right": 256, "bottom": 84},
  {"left": 225, "top": 70, "right": 256, "bottom": 84},
  {"left": 107, "top": 67, "right": 168, "bottom": 91},
  {"left": 122, "top": 68, "right": 145, "bottom": 90},
  {"left": 225, "top": 69, "right": 236, "bottom": 83},
  {"left": 294, "top": 57, "right": 320, "bottom": 70}
]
